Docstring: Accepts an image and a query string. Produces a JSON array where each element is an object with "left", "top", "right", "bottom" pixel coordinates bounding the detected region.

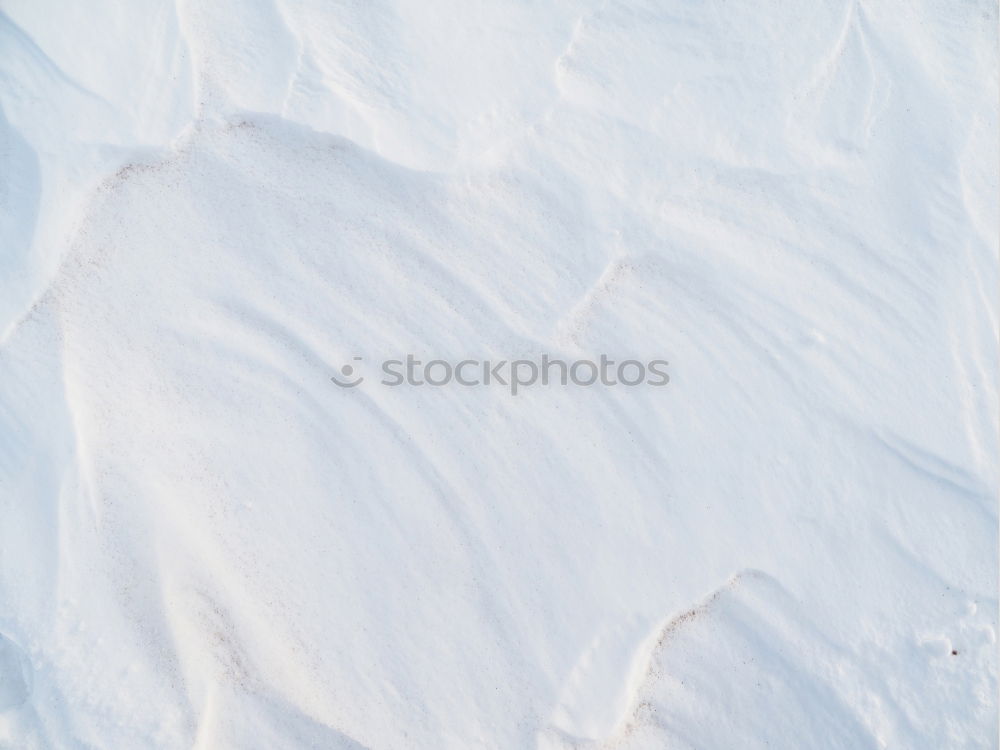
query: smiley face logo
[{"left": 331, "top": 357, "right": 364, "bottom": 387}]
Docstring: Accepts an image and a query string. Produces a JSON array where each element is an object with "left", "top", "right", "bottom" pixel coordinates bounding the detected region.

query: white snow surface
[{"left": 0, "top": 1, "right": 997, "bottom": 748}]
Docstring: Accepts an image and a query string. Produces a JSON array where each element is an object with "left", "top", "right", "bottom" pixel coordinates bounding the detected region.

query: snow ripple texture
[{"left": 0, "top": 1, "right": 996, "bottom": 748}]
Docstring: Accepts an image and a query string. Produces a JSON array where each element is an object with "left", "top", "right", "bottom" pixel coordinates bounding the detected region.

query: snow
[{"left": 0, "top": 1, "right": 997, "bottom": 748}]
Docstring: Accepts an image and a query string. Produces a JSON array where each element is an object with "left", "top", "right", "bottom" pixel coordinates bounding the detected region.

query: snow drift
[{"left": 0, "top": 1, "right": 997, "bottom": 748}]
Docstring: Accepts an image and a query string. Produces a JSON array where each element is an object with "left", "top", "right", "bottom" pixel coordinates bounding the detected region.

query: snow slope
[{"left": 0, "top": 1, "right": 997, "bottom": 748}]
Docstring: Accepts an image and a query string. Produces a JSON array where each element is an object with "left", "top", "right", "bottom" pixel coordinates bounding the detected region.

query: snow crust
[{"left": 0, "top": 1, "right": 997, "bottom": 747}]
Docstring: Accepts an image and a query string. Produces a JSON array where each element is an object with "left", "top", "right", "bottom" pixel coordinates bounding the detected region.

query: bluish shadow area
[{"left": 0, "top": 102, "right": 40, "bottom": 333}]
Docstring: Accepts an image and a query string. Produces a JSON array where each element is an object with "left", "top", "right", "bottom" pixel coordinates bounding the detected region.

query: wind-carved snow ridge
[
  {"left": 0, "top": 0, "right": 997, "bottom": 748},
  {"left": 543, "top": 570, "right": 996, "bottom": 749}
]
